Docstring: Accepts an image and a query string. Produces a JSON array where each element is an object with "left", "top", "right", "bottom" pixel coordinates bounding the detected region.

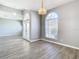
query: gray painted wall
[
  {"left": 31, "top": 11, "right": 40, "bottom": 40},
  {"left": 41, "top": 16, "right": 45, "bottom": 38},
  {"left": 57, "top": 0, "right": 79, "bottom": 47},
  {"left": 45, "top": 0, "right": 79, "bottom": 48}
]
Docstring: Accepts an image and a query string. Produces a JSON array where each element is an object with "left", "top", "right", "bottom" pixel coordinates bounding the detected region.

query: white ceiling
[{"left": 0, "top": 0, "right": 75, "bottom": 10}]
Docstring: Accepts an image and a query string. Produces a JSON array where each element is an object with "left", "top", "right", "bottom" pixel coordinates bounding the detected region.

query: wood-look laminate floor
[{"left": 0, "top": 37, "right": 78, "bottom": 59}]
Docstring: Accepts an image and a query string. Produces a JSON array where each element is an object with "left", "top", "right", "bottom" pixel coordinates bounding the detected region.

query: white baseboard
[
  {"left": 23, "top": 39, "right": 41, "bottom": 42},
  {"left": 30, "top": 39, "right": 41, "bottom": 42},
  {"left": 42, "top": 39, "right": 79, "bottom": 50}
]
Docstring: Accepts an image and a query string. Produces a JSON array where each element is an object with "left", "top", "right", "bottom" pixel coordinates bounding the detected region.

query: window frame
[{"left": 45, "top": 11, "right": 59, "bottom": 39}]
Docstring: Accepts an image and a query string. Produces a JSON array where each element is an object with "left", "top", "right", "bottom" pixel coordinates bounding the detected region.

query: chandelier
[{"left": 38, "top": 0, "right": 47, "bottom": 15}]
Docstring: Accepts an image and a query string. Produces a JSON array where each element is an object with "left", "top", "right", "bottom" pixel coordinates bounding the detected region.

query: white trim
[
  {"left": 30, "top": 39, "right": 41, "bottom": 42},
  {"left": 42, "top": 39, "right": 79, "bottom": 50},
  {"left": 23, "top": 39, "right": 41, "bottom": 42}
]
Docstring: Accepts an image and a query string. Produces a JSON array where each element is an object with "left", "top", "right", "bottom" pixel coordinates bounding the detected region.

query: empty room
[{"left": 0, "top": 0, "right": 79, "bottom": 59}]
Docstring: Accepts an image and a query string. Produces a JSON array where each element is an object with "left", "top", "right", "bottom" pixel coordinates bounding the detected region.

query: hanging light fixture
[{"left": 38, "top": 0, "right": 47, "bottom": 15}]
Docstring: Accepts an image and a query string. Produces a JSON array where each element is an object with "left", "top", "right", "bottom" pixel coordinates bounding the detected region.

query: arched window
[{"left": 45, "top": 12, "right": 58, "bottom": 39}]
